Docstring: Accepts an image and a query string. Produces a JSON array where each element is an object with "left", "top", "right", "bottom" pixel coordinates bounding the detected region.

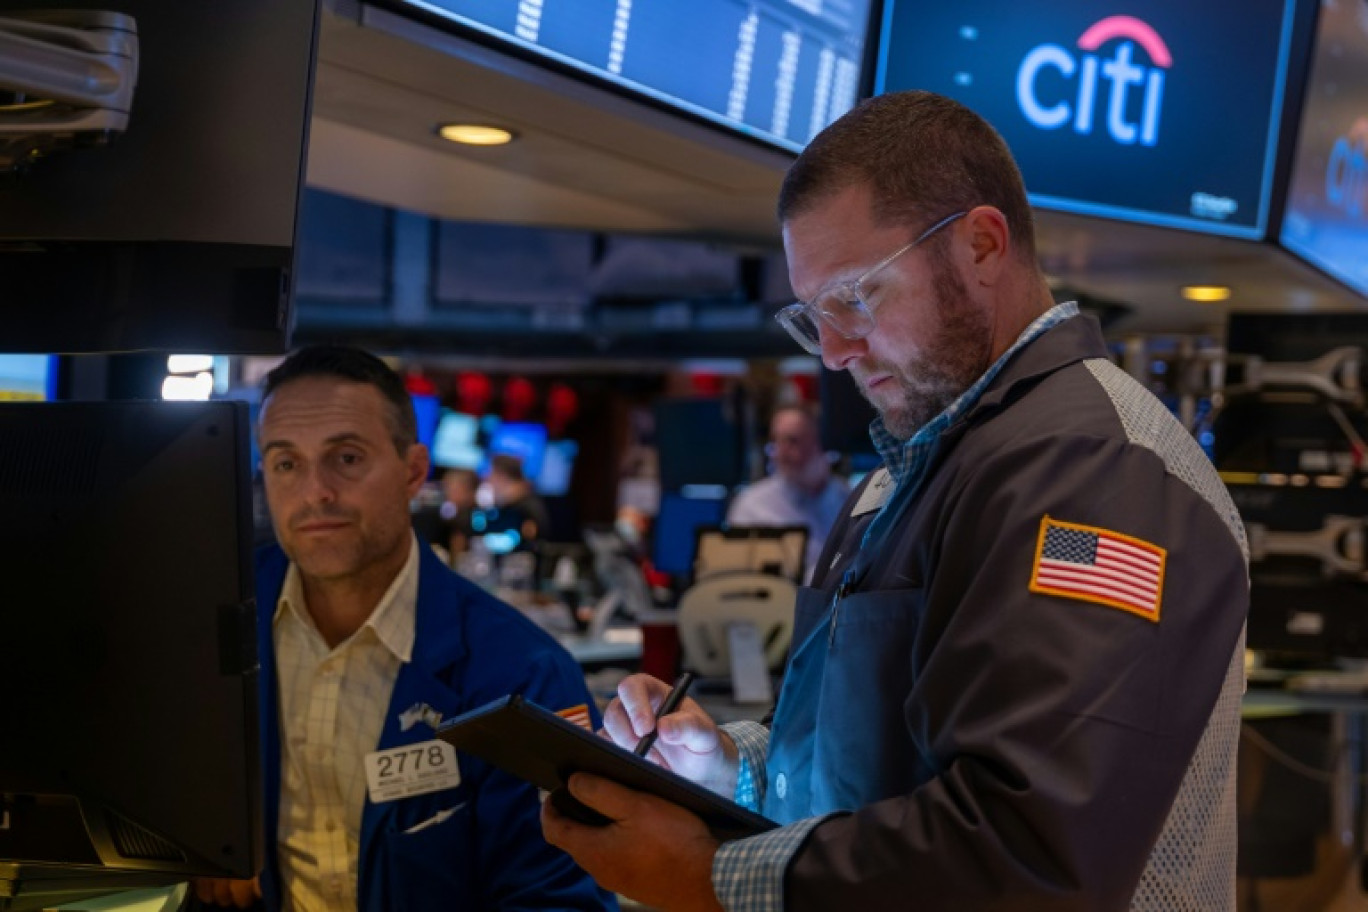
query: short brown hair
[
  {"left": 778, "top": 91, "right": 1038, "bottom": 264},
  {"left": 260, "top": 344, "right": 417, "bottom": 454},
  {"left": 489, "top": 453, "right": 526, "bottom": 482}
]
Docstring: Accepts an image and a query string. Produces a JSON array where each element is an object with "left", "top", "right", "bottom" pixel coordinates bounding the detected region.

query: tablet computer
[{"left": 436, "top": 694, "right": 777, "bottom": 841}]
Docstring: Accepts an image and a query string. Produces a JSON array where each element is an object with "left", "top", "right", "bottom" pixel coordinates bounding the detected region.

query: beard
[{"left": 856, "top": 261, "right": 992, "bottom": 440}]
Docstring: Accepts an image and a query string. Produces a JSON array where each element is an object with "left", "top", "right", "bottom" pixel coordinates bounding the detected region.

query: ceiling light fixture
[
  {"left": 436, "top": 123, "right": 516, "bottom": 146},
  {"left": 1181, "top": 285, "right": 1232, "bottom": 303}
]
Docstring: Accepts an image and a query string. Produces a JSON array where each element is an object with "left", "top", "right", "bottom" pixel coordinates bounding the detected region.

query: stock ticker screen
[
  {"left": 398, "top": 0, "right": 875, "bottom": 151},
  {"left": 876, "top": 0, "right": 1299, "bottom": 238},
  {"left": 1279, "top": 0, "right": 1368, "bottom": 298}
]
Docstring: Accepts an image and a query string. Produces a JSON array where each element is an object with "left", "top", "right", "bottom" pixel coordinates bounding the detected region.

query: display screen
[
  {"left": 0, "top": 401, "right": 260, "bottom": 887},
  {"left": 0, "top": 355, "right": 55, "bottom": 401},
  {"left": 0, "top": 0, "right": 318, "bottom": 353},
  {"left": 1279, "top": 0, "right": 1368, "bottom": 297},
  {"left": 431, "top": 410, "right": 484, "bottom": 470},
  {"left": 654, "top": 398, "right": 746, "bottom": 490},
  {"left": 399, "top": 0, "right": 875, "bottom": 151},
  {"left": 411, "top": 393, "right": 441, "bottom": 453},
  {"left": 487, "top": 421, "right": 549, "bottom": 482},
  {"left": 651, "top": 491, "right": 728, "bottom": 577},
  {"left": 876, "top": 0, "right": 1298, "bottom": 238},
  {"left": 537, "top": 439, "right": 579, "bottom": 496}
]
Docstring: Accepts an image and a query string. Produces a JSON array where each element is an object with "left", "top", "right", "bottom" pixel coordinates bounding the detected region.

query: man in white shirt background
[{"left": 726, "top": 406, "right": 849, "bottom": 582}]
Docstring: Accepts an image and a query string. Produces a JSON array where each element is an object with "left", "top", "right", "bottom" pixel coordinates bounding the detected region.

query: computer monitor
[
  {"left": 651, "top": 491, "right": 729, "bottom": 578},
  {"left": 0, "top": 355, "right": 57, "bottom": 401},
  {"left": 694, "top": 525, "right": 808, "bottom": 584},
  {"left": 411, "top": 393, "right": 441, "bottom": 454},
  {"left": 487, "top": 422, "right": 549, "bottom": 482},
  {"left": 395, "top": 0, "right": 877, "bottom": 153},
  {"left": 0, "top": 0, "right": 320, "bottom": 354},
  {"left": 0, "top": 401, "right": 261, "bottom": 909},
  {"left": 1277, "top": 0, "right": 1368, "bottom": 297},
  {"left": 654, "top": 398, "right": 746, "bottom": 490},
  {"left": 430, "top": 410, "right": 484, "bottom": 470},
  {"left": 876, "top": 0, "right": 1305, "bottom": 239},
  {"left": 537, "top": 440, "right": 579, "bottom": 496},
  {"left": 819, "top": 366, "right": 877, "bottom": 457}
]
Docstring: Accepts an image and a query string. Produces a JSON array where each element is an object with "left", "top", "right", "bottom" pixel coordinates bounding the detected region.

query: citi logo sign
[
  {"left": 1016, "top": 15, "right": 1171, "bottom": 146},
  {"left": 1326, "top": 119, "right": 1368, "bottom": 219}
]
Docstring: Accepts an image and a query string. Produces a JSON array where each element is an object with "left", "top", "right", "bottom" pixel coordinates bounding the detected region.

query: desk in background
[
  {"left": 1240, "top": 674, "right": 1368, "bottom": 909},
  {"left": 559, "top": 628, "right": 643, "bottom": 668}
]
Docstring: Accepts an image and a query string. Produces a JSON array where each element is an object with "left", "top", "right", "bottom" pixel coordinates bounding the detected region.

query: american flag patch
[
  {"left": 1029, "top": 516, "right": 1166, "bottom": 621},
  {"left": 556, "top": 703, "right": 593, "bottom": 731}
]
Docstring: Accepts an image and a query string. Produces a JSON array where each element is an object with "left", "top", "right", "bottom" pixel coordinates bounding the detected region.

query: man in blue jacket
[{"left": 197, "top": 345, "right": 614, "bottom": 912}]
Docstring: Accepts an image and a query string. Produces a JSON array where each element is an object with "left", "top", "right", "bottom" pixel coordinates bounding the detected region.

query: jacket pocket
[
  {"left": 382, "top": 801, "right": 473, "bottom": 911},
  {"left": 811, "top": 587, "right": 930, "bottom": 803}
]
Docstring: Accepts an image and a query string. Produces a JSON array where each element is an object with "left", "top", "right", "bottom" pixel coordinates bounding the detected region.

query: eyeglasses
[{"left": 775, "top": 210, "right": 969, "bottom": 356}]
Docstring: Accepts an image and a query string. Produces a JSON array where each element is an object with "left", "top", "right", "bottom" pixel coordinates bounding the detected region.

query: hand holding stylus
[
  {"left": 601, "top": 671, "right": 740, "bottom": 798},
  {"left": 633, "top": 671, "right": 696, "bottom": 757}
]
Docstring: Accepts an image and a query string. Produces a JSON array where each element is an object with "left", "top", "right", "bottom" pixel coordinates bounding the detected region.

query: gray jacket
[{"left": 780, "top": 315, "right": 1248, "bottom": 911}]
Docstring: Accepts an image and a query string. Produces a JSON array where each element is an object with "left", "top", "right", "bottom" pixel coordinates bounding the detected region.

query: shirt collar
[
  {"left": 776, "top": 473, "right": 833, "bottom": 504},
  {"left": 273, "top": 533, "right": 420, "bottom": 663},
  {"left": 870, "top": 301, "right": 1080, "bottom": 485}
]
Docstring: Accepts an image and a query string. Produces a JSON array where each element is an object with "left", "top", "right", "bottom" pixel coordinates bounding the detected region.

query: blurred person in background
[
  {"left": 487, "top": 453, "right": 550, "bottom": 547},
  {"left": 726, "top": 405, "right": 849, "bottom": 581},
  {"left": 430, "top": 466, "right": 480, "bottom": 561}
]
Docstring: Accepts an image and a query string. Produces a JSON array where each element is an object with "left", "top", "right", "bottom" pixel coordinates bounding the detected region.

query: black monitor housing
[
  {"left": 0, "top": 0, "right": 319, "bottom": 354},
  {"left": 0, "top": 401, "right": 261, "bottom": 910}
]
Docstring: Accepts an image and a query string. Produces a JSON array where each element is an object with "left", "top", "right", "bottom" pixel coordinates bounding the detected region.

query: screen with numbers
[
  {"left": 876, "top": 0, "right": 1300, "bottom": 238},
  {"left": 398, "top": 0, "right": 876, "bottom": 151}
]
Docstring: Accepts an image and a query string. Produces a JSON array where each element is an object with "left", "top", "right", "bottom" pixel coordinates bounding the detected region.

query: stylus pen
[{"left": 633, "top": 671, "right": 697, "bottom": 757}]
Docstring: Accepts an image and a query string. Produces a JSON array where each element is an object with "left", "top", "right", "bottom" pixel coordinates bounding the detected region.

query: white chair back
[{"left": 676, "top": 572, "right": 795, "bottom": 677}]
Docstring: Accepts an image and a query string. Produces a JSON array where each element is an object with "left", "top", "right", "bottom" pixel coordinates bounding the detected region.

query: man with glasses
[
  {"left": 544, "top": 91, "right": 1248, "bottom": 911},
  {"left": 726, "top": 405, "right": 849, "bottom": 582}
]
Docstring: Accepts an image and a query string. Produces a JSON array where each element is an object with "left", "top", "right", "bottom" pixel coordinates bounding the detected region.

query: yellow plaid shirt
[{"left": 273, "top": 536, "right": 419, "bottom": 912}]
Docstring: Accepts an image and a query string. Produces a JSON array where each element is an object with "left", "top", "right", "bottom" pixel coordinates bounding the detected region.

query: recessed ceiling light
[
  {"left": 1181, "top": 285, "right": 1232, "bottom": 302},
  {"left": 436, "top": 123, "right": 516, "bottom": 146}
]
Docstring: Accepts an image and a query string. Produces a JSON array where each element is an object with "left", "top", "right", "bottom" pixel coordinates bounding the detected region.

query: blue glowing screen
[{"left": 877, "top": 0, "right": 1298, "bottom": 238}]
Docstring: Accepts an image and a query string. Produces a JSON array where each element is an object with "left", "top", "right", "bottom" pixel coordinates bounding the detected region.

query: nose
[
  {"left": 818, "top": 321, "right": 866, "bottom": 372},
  {"left": 300, "top": 463, "right": 338, "bottom": 506}
]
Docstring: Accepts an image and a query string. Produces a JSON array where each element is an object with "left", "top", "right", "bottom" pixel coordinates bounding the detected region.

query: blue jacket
[{"left": 255, "top": 540, "right": 617, "bottom": 912}]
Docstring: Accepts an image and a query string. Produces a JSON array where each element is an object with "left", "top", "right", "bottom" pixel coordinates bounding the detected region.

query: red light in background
[
  {"left": 502, "top": 376, "right": 537, "bottom": 422},
  {"left": 456, "top": 372, "right": 492, "bottom": 414}
]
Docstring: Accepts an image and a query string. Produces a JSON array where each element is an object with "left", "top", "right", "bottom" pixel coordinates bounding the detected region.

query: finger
[
  {"left": 540, "top": 787, "right": 588, "bottom": 850},
  {"left": 600, "top": 699, "right": 640, "bottom": 749},
  {"left": 192, "top": 879, "right": 215, "bottom": 904},
  {"left": 229, "top": 880, "right": 256, "bottom": 908},
  {"left": 655, "top": 708, "right": 721, "bottom": 753},
  {"left": 616, "top": 674, "right": 669, "bottom": 737},
  {"left": 212, "top": 880, "right": 235, "bottom": 906}
]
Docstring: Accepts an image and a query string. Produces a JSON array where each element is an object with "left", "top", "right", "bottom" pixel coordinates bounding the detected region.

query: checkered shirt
[{"left": 273, "top": 535, "right": 419, "bottom": 912}]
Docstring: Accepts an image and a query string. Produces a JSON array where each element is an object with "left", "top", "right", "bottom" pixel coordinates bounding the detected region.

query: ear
[
  {"left": 960, "top": 206, "right": 1011, "bottom": 287},
  {"left": 404, "top": 443, "right": 431, "bottom": 498}
]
